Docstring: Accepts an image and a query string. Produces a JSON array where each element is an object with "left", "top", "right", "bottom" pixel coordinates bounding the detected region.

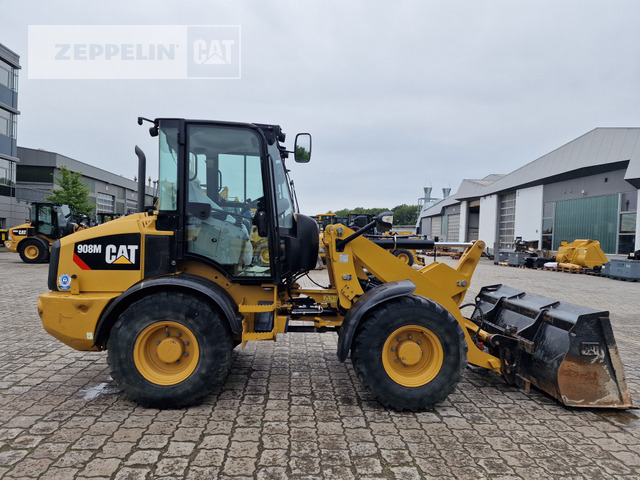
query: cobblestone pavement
[{"left": 0, "top": 249, "right": 639, "bottom": 479}]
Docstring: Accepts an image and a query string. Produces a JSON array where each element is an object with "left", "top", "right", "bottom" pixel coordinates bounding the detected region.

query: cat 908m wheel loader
[
  {"left": 37, "top": 117, "right": 632, "bottom": 410},
  {"left": 5, "top": 202, "right": 88, "bottom": 263}
]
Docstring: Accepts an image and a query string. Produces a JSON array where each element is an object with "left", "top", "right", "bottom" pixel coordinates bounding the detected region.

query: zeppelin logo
[{"left": 74, "top": 234, "right": 141, "bottom": 270}]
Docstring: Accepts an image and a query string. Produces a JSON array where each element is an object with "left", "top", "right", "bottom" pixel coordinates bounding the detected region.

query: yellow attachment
[
  {"left": 382, "top": 325, "right": 444, "bottom": 387},
  {"left": 133, "top": 321, "right": 200, "bottom": 385},
  {"left": 556, "top": 239, "right": 608, "bottom": 269}
]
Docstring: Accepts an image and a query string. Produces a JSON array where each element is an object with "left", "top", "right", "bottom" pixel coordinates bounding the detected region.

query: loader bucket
[{"left": 470, "top": 285, "right": 632, "bottom": 408}]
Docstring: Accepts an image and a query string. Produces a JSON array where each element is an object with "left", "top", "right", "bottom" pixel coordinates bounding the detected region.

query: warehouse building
[
  {"left": 0, "top": 43, "right": 28, "bottom": 229},
  {"left": 417, "top": 128, "right": 640, "bottom": 255},
  {"left": 16, "top": 147, "right": 155, "bottom": 218}
]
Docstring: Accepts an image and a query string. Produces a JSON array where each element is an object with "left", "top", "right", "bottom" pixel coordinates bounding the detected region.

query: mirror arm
[{"left": 335, "top": 220, "right": 377, "bottom": 252}]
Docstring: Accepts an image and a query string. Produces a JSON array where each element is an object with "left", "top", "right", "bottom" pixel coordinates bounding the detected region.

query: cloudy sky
[{"left": 3, "top": 0, "right": 640, "bottom": 216}]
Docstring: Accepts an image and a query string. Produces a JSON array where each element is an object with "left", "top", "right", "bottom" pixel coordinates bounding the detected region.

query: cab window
[{"left": 185, "top": 124, "right": 270, "bottom": 277}]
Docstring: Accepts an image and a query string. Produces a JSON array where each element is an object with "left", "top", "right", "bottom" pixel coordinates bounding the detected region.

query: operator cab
[
  {"left": 31, "top": 203, "right": 75, "bottom": 238},
  {"left": 152, "top": 118, "right": 317, "bottom": 284}
]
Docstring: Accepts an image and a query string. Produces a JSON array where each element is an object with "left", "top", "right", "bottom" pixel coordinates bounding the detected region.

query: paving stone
[{"left": 1, "top": 256, "right": 640, "bottom": 479}]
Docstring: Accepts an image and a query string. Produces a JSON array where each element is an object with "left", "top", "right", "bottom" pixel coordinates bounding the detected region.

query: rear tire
[
  {"left": 392, "top": 249, "right": 414, "bottom": 266},
  {"left": 107, "top": 292, "right": 232, "bottom": 408},
  {"left": 19, "top": 238, "right": 48, "bottom": 264},
  {"left": 351, "top": 295, "right": 466, "bottom": 411}
]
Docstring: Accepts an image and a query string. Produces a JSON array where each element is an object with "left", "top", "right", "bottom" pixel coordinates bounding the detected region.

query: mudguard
[
  {"left": 94, "top": 273, "right": 242, "bottom": 347},
  {"left": 337, "top": 279, "right": 416, "bottom": 362}
]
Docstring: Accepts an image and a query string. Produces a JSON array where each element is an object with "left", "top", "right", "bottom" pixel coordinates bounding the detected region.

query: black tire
[
  {"left": 107, "top": 292, "right": 232, "bottom": 408},
  {"left": 351, "top": 295, "right": 467, "bottom": 411},
  {"left": 392, "top": 249, "right": 414, "bottom": 266},
  {"left": 18, "top": 238, "right": 48, "bottom": 264}
]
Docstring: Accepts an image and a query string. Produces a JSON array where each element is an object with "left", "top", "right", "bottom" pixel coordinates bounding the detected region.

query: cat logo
[
  {"left": 73, "top": 233, "right": 141, "bottom": 270},
  {"left": 106, "top": 244, "right": 139, "bottom": 265}
]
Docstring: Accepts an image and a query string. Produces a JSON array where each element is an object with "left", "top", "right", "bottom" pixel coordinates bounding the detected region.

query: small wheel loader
[
  {"left": 5, "top": 202, "right": 88, "bottom": 263},
  {"left": 37, "top": 118, "right": 632, "bottom": 410}
]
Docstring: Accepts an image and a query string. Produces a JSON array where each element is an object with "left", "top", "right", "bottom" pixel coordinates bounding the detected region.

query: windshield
[
  {"left": 58, "top": 205, "right": 70, "bottom": 229},
  {"left": 268, "top": 142, "right": 294, "bottom": 229}
]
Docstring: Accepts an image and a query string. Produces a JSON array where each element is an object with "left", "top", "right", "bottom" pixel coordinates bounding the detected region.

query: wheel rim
[
  {"left": 259, "top": 247, "right": 270, "bottom": 265},
  {"left": 396, "top": 252, "right": 409, "bottom": 263},
  {"left": 134, "top": 321, "right": 200, "bottom": 385},
  {"left": 24, "top": 244, "right": 40, "bottom": 260},
  {"left": 382, "top": 325, "right": 444, "bottom": 387}
]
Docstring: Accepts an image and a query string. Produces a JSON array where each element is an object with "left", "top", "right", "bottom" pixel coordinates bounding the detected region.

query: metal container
[{"left": 607, "top": 259, "right": 640, "bottom": 280}]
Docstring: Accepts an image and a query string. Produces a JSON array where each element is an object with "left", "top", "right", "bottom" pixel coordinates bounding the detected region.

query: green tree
[
  {"left": 334, "top": 207, "right": 388, "bottom": 217},
  {"left": 332, "top": 205, "right": 418, "bottom": 225},
  {"left": 392, "top": 204, "right": 419, "bottom": 225},
  {"left": 46, "top": 166, "right": 96, "bottom": 216}
]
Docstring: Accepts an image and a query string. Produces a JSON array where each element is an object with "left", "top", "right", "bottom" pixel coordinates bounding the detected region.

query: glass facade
[
  {"left": 0, "top": 56, "right": 19, "bottom": 161},
  {"left": 619, "top": 191, "right": 637, "bottom": 254},
  {"left": 16, "top": 165, "right": 54, "bottom": 183},
  {"left": 541, "top": 202, "right": 555, "bottom": 251},
  {"left": 0, "top": 59, "right": 18, "bottom": 92}
]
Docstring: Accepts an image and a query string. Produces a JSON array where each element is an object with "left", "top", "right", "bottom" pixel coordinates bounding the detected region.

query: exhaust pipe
[{"left": 135, "top": 145, "right": 146, "bottom": 213}]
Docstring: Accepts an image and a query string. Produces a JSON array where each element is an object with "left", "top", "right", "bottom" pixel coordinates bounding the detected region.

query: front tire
[
  {"left": 19, "top": 238, "right": 49, "bottom": 264},
  {"left": 107, "top": 292, "right": 232, "bottom": 408},
  {"left": 351, "top": 295, "right": 467, "bottom": 411}
]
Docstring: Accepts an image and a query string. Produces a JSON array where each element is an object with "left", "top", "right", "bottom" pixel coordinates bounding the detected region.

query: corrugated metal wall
[
  {"left": 447, "top": 214, "right": 460, "bottom": 242},
  {"left": 553, "top": 194, "right": 618, "bottom": 252},
  {"left": 431, "top": 217, "right": 441, "bottom": 239}
]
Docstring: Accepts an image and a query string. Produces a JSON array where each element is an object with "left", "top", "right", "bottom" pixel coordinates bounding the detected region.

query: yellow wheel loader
[
  {"left": 37, "top": 117, "right": 632, "bottom": 410},
  {"left": 347, "top": 214, "right": 424, "bottom": 267},
  {"left": 5, "top": 202, "right": 88, "bottom": 263}
]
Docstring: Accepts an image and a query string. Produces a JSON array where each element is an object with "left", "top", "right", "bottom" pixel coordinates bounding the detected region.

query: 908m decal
[{"left": 73, "top": 233, "right": 141, "bottom": 270}]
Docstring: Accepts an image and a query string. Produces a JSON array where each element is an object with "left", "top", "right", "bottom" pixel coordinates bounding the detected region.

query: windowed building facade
[
  {"left": 0, "top": 43, "right": 27, "bottom": 230},
  {"left": 16, "top": 147, "right": 155, "bottom": 219}
]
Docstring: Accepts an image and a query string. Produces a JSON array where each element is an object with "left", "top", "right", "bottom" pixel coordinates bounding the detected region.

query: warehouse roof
[
  {"left": 420, "top": 175, "right": 504, "bottom": 217},
  {"left": 456, "top": 127, "right": 640, "bottom": 199}
]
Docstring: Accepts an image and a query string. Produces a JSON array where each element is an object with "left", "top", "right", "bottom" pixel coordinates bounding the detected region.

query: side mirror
[
  {"left": 254, "top": 211, "right": 268, "bottom": 237},
  {"left": 376, "top": 211, "right": 394, "bottom": 230},
  {"left": 294, "top": 133, "right": 312, "bottom": 163}
]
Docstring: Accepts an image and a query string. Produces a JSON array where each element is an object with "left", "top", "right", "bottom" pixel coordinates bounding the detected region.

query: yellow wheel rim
[
  {"left": 396, "top": 252, "right": 409, "bottom": 263},
  {"left": 382, "top": 325, "right": 444, "bottom": 387},
  {"left": 134, "top": 321, "right": 200, "bottom": 385},
  {"left": 24, "top": 245, "right": 40, "bottom": 260},
  {"left": 259, "top": 247, "right": 270, "bottom": 264}
]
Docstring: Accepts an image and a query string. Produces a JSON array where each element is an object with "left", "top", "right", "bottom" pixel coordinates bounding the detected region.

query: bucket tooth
[{"left": 471, "top": 285, "right": 633, "bottom": 409}]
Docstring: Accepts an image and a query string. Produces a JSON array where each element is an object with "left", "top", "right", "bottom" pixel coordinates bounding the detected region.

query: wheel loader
[
  {"left": 346, "top": 213, "right": 424, "bottom": 267},
  {"left": 5, "top": 202, "right": 88, "bottom": 263},
  {"left": 37, "top": 117, "right": 632, "bottom": 410}
]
